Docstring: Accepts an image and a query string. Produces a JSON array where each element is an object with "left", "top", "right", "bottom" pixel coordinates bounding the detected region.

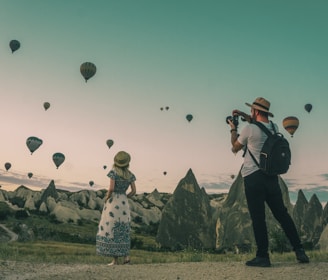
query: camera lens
[{"left": 226, "top": 116, "right": 233, "bottom": 124}]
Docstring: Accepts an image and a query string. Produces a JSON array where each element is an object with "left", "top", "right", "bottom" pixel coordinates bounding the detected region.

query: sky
[{"left": 1, "top": 0, "right": 328, "bottom": 203}]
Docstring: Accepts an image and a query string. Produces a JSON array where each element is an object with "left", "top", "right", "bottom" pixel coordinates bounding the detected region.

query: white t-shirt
[{"left": 238, "top": 121, "right": 279, "bottom": 177}]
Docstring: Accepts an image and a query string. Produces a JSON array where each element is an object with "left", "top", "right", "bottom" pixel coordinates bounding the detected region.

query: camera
[{"left": 226, "top": 115, "right": 239, "bottom": 128}]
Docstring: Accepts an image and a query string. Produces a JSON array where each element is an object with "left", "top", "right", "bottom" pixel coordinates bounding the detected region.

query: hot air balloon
[
  {"left": 163, "top": 171, "right": 167, "bottom": 176},
  {"left": 103, "top": 165, "right": 107, "bottom": 170},
  {"left": 28, "top": 172, "right": 33, "bottom": 179},
  {"left": 106, "top": 139, "right": 114, "bottom": 149},
  {"left": 304, "top": 103, "right": 312, "bottom": 113},
  {"left": 4, "top": 162, "right": 11, "bottom": 171},
  {"left": 283, "top": 116, "right": 299, "bottom": 137},
  {"left": 160, "top": 107, "right": 164, "bottom": 111},
  {"left": 26, "top": 137, "right": 43, "bottom": 154},
  {"left": 80, "top": 62, "right": 96, "bottom": 82},
  {"left": 89, "top": 181, "right": 94, "bottom": 187},
  {"left": 52, "top": 153, "right": 65, "bottom": 169},
  {"left": 165, "top": 106, "right": 169, "bottom": 111},
  {"left": 9, "top": 40, "right": 20, "bottom": 53},
  {"left": 43, "top": 102, "right": 50, "bottom": 111},
  {"left": 231, "top": 174, "right": 235, "bottom": 179},
  {"left": 186, "top": 114, "right": 193, "bottom": 122}
]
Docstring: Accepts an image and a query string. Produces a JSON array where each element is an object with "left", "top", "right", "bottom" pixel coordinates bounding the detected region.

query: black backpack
[{"left": 247, "top": 121, "right": 291, "bottom": 176}]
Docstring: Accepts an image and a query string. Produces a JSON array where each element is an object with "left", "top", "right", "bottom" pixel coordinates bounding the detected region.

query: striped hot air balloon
[{"left": 282, "top": 116, "right": 299, "bottom": 137}]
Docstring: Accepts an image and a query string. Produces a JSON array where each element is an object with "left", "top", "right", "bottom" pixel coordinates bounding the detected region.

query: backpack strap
[
  {"left": 252, "top": 121, "right": 276, "bottom": 136},
  {"left": 246, "top": 121, "right": 275, "bottom": 167},
  {"left": 248, "top": 149, "right": 259, "bottom": 167}
]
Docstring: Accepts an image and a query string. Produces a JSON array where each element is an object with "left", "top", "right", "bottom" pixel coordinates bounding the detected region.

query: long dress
[{"left": 96, "top": 170, "right": 136, "bottom": 257}]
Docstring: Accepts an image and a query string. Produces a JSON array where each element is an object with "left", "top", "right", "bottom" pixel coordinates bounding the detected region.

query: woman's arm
[
  {"left": 105, "top": 178, "right": 115, "bottom": 201},
  {"left": 127, "top": 181, "right": 136, "bottom": 198}
]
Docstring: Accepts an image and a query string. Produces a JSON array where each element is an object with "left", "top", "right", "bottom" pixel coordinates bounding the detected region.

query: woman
[{"left": 96, "top": 151, "right": 136, "bottom": 265}]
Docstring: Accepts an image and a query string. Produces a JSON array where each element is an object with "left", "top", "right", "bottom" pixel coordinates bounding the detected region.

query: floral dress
[{"left": 96, "top": 170, "right": 136, "bottom": 257}]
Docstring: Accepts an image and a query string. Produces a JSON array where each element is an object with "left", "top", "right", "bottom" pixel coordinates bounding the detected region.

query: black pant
[{"left": 244, "top": 170, "right": 302, "bottom": 258}]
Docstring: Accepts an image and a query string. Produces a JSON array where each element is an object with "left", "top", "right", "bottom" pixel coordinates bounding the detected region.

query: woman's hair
[{"left": 113, "top": 164, "right": 133, "bottom": 180}]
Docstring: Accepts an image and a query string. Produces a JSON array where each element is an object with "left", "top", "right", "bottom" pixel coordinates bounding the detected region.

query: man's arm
[{"left": 230, "top": 130, "right": 244, "bottom": 153}]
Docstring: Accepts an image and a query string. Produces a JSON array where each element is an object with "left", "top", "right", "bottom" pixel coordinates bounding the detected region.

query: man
[{"left": 228, "top": 97, "right": 309, "bottom": 267}]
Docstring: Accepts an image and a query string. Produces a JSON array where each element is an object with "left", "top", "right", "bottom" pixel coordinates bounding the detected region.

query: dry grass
[{"left": 1, "top": 241, "right": 328, "bottom": 264}]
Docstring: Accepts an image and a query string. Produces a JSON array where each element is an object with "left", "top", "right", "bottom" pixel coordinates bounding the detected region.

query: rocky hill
[{"left": 0, "top": 170, "right": 327, "bottom": 252}]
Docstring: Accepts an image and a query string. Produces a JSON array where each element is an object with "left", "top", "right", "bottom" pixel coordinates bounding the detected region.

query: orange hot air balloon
[{"left": 283, "top": 116, "right": 299, "bottom": 137}]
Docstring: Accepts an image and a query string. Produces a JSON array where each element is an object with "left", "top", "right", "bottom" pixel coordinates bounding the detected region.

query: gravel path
[{"left": 1, "top": 261, "right": 326, "bottom": 280}]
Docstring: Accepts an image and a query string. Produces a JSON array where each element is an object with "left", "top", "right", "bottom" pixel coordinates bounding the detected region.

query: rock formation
[
  {"left": 302, "top": 194, "right": 323, "bottom": 247},
  {"left": 40, "top": 180, "right": 58, "bottom": 203},
  {"left": 216, "top": 172, "right": 294, "bottom": 253},
  {"left": 156, "top": 169, "right": 216, "bottom": 250},
  {"left": 0, "top": 170, "right": 327, "bottom": 251},
  {"left": 318, "top": 224, "right": 328, "bottom": 250},
  {"left": 293, "top": 189, "right": 309, "bottom": 240},
  {"left": 323, "top": 202, "right": 328, "bottom": 228}
]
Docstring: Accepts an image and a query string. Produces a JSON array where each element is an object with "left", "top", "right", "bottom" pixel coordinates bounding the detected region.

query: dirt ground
[{"left": 1, "top": 260, "right": 327, "bottom": 280}]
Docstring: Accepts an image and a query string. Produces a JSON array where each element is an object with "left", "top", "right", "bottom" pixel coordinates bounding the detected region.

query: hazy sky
[{"left": 1, "top": 0, "right": 328, "bottom": 199}]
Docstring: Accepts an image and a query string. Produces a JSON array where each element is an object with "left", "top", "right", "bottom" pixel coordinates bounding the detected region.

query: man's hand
[{"left": 232, "top": 110, "right": 252, "bottom": 123}]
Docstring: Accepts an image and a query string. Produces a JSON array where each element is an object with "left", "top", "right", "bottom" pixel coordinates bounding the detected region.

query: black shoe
[
  {"left": 246, "top": 257, "right": 271, "bottom": 267},
  {"left": 295, "top": 248, "right": 309, "bottom": 263}
]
